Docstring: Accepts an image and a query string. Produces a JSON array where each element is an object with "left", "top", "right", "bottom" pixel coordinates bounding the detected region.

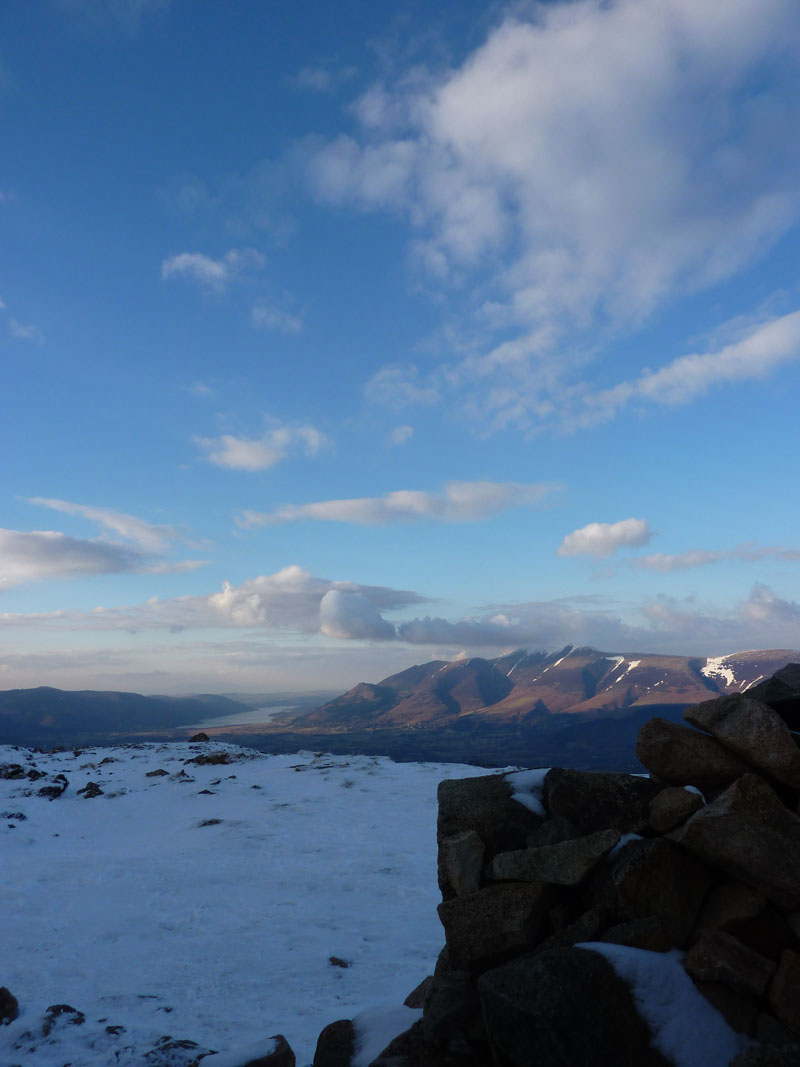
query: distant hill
[
  {"left": 0, "top": 687, "right": 253, "bottom": 746},
  {"left": 298, "top": 646, "right": 800, "bottom": 728}
]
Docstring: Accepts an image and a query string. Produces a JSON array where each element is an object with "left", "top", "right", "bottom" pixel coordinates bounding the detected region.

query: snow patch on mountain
[{"left": 701, "top": 656, "right": 737, "bottom": 688}]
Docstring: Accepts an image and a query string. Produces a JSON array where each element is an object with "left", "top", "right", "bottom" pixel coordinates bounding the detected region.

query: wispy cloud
[
  {"left": 291, "top": 62, "right": 357, "bottom": 94},
  {"left": 363, "top": 364, "right": 440, "bottom": 407},
  {"left": 558, "top": 519, "right": 653, "bottom": 558},
  {"left": 1, "top": 298, "right": 43, "bottom": 344},
  {"left": 161, "top": 248, "right": 265, "bottom": 293},
  {"left": 194, "top": 421, "right": 329, "bottom": 471},
  {"left": 27, "top": 497, "right": 190, "bottom": 553},
  {"left": 236, "top": 480, "right": 562, "bottom": 528},
  {"left": 251, "top": 301, "right": 303, "bottom": 334},
  {"left": 386, "top": 425, "right": 414, "bottom": 447},
  {"left": 53, "top": 0, "right": 171, "bottom": 32},
  {"left": 308, "top": 0, "right": 800, "bottom": 432},
  {"left": 634, "top": 543, "right": 800, "bottom": 572}
]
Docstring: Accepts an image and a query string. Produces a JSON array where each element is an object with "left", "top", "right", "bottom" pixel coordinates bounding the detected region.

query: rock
[
  {"left": 543, "top": 768, "right": 662, "bottom": 835},
  {"left": 190, "top": 732, "right": 211, "bottom": 742},
  {"left": 682, "top": 930, "right": 776, "bottom": 997},
  {"left": 489, "top": 828, "right": 620, "bottom": 887},
  {"left": 599, "top": 917, "right": 674, "bottom": 953},
  {"left": 612, "top": 837, "right": 712, "bottom": 947},
  {"left": 437, "top": 882, "right": 552, "bottom": 969},
  {"left": 757, "top": 1012, "right": 800, "bottom": 1048},
  {"left": 526, "top": 816, "right": 580, "bottom": 847},
  {"left": 769, "top": 949, "right": 800, "bottom": 1036},
  {"left": 731, "top": 1044, "right": 800, "bottom": 1066},
  {"left": 535, "top": 905, "right": 611, "bottom": 954},
  {"left": 437, "top": 776, "right": 542, "bottom": 859},
  {"left": 749, "top": 664, "right": 800, "bottom": 729},
  {"left": 77, "top": 781, "right": 103, "bottom": 798},
  {"left": 329, "top": 956, "right": 349, "bottom": 968},
  {"left": 636, "top": 718, "right": 748, "bottom": 790},
  {"left": 0, "top": 987, "right": 19, "bottom": 1025},
  {"left": 199, "top": 1035, "right": 295, "bottom": 1067},
  {"left": 669, "top": 774, "right": 800, "bottom": 911},
  {"left": 695, "top": 882, "right": 767, "bottom": 935},
  {"left": 189, "top": 752, "right": 235, "bottom": 766},
  {"left": 38, "top": 774, "right": 68, "bottom": 800},
  {"left": 146, "top": 769, "right": 170, "bottom": 778},
  {"left": 685, "top": 694, "right": 800, "bottom": 788},
  {"left": 478, "top": 947, "right": 671, "bottom": 1067},
  {"left": 0, "top": 764, "right": 26, "bottom": 780},
  {"left": 728, "top": 910, "right": 800, "bottom": 963},
  {"left": 42, "top": 1003, "right": 85, "bottom": 1035},
  {"left": 403, "top": 976, "right": 433, "bottom": 1009},
  {"left": 313, "top": 1019, "right": 356, "bottom": 1067},
  {"left": 421, "top": 965, "right": 482, "bottom": 1049},
  {"left": 438, "top": 830, "right": 484, "bottom": 899},
  {"left": 648, "top": 786, "right": 704, "bottom": 833},
  {"left": 692, "top": 981, "right": 758, "bottom": 1037}
]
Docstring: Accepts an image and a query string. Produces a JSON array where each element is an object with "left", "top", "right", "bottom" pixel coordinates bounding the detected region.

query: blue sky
[{"left": 3, "top": 0, "right": 800, "bottom": 694}]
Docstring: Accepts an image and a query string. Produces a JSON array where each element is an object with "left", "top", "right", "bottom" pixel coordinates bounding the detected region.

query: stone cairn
[{"left": 314, "top": 664, "right": 800, "bottom": 1067}]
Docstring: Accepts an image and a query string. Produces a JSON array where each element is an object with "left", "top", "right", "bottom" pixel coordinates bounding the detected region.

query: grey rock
[
  {"left": 526, "top": 816, "right": 580, "bottom": 848},
  {"left": 437, "top": 882, "right": 552, "bottom": 969},
  {"left": 544, "top": 768, "right": 662, "bottom": 835},
  {"left": 648, "top": 786, "right": 704, "bottom": 833},
  {"left": 489, "top": 828, "right": 620, "bottom": 887},
  {"left": 313, "top": 1020, "right": 355, "bottom": 1067},
  {"left": 612, "top": 838, "right": 712, "bottom": 947},
  {"left": 769, "top": 949, "right": 800, "bottom": 1037},
  {"left": 437, "top": 775, "right": 542, "bottom": 860},
  {"left": 749, "top": 664, "right": 800, "bottom": 730},
  {"left": 438, "top": 830, "right": 484, "bottom": 900},
  {"left": 636, "top": 717, "right": 748, "bottom": 790},
  {"left": 478, "top": 947, "right": 671, "bottom": 1067},
  {"left": 685, "top": 694, "right": 800, "bottom": 788},
  {"left": 0, "top": 987, "right": 18, "bottom": 1025},
  {"left": 670, "top": 774, "right": 800, "bottom": 911},
  {"left": 683, "top": 930, "right": 776, "bottom": 997},
  {"left": 403, "top": 976, "right": 433, "bottom": 1009},
  {"left": 692, "top": 981, "right": 758, "bottom": 1037},
  {"left": 696, "top": 882, "right": 766, "bottom": 935},
  {"left": 599, "top": 917, "right": 674, "bottom": 953}
]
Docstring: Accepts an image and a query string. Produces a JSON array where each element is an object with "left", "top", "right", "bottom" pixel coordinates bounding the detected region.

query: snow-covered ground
[{"left": 0, "top": 741, "right": 492, "bottom": 1067}]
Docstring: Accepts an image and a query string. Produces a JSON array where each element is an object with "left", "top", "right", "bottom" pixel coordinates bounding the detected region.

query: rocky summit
[{"left": 306, "top": 661, "right": 800, "bottom": 1067}]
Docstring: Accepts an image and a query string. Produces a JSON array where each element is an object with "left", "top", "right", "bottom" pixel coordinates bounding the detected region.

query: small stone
[
  {"left": 490, "top": 828, "right": 620, "bottom": 887},
  {"left": 77, "top": 781, "right": 103, "bottom": 798},
  {"left": 685, "top": 695, "right": 800, "bottom": 788},
  {"left": 770, "top": 950, "right": 800, "bottom": 1036},
  {"left": 146, "top": 769, "right": 169, "bottom": 777},
  {"left": 329, "top": 956, "right": 349, "bottom": 968},
  {"left": 0, "top": 987, "right": 19, "bottom": 1025},
  {"left": 648, "top": 787, "right": 704, "bottom": 833},
  {"left": 683, "top": 930, "right": 776, "bottom": 997}
]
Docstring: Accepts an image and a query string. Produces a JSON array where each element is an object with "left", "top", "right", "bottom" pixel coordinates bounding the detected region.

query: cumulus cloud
[
  {"left": 161, "top": 248, "right": 265, "bottom": 293},
  {"left": 194, "top": 421, "right": 329, "bottom": 471},
  {"left": 308, "top": 0, "right": 800, "bottom": 431},
  {"left": 319, "top": 589, "right": 396, "bottom": 640},
  {"left": 236, "top": 480, "right": 562, "bottom": 528},
  {"left": 634, "top": 543, "right": 800, "bottom": 572},
  {"left": 558, "top": 519, "right": 653, "bottom": 558}
]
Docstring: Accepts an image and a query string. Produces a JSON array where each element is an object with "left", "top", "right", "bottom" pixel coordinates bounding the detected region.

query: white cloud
[
  {"left": 585, "top": 310, "right": 800, "bottom": 422},
  {"left": 363, "top": 365, "right": 440, "bottom": 407},
  {"left": 1, "top": 298, "right": 43, "bottom": 344},
  {"left": 319, "top": 589, "right": 396, "bottom": 640},
  {"left": 161, "top": 248, "right": 265, "bottom": 293},
  {"left": 251, "top": 302, "right": 303, "bottom": 334},
  {"left": 194, "top": 421, "right": 329, "bottom": 471},
  {"left": 634, "top": 543, "right": 800, "bottom": 572},
  {"left": 308, "top": 0, "right": 800, "bottom": 431},
  {"left": 236, "top": 480, "right": 562, "bottom": 528},
  {"left": 387, "top": 425, "right": 414, "bottom": 446},
  {"left": 0, "top": 529, "right": 149, "bottom": 589},
  {"left": 27, "top": 497, "right": 186, "bottom": 553},
  {"left": 558, "top": 518, "right": 653, "bottom": 558}
]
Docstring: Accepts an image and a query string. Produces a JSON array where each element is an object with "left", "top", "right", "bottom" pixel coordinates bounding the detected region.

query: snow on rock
[
  {"left": 0, "top": 742, "right": 489, "bottom": 1067},
  {"left": 199, "top": 1037, "right": 279, "bottom": 1066},
  {"left": 352, "top": 1004, "right": 421, "bottom": 1066},
  {"left": 702, "top": 656, "right": 738, "bottom": 689},
  {"left": 580, "top": 943, "right": 750, "bottom": 1067},
  {"left": 506, "top": 767, "right": 550, "bottom": 817}
]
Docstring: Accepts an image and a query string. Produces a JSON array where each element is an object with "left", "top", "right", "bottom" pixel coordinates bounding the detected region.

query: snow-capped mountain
[
  {"left": 0, "top": 741, "right": 489, "bottom": 1067},
  {"left": 300, "top": 647, "right": 800, "bottom": 727}
]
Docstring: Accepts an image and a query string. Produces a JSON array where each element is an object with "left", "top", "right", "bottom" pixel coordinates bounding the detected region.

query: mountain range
[{"left": 297, "top": 646, "right": 799, "bottom": 727}]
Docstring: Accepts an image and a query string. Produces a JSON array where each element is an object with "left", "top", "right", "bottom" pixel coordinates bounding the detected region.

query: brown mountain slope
[{"left": 300, "top": 646, "right": 800, "bottom": 728}]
